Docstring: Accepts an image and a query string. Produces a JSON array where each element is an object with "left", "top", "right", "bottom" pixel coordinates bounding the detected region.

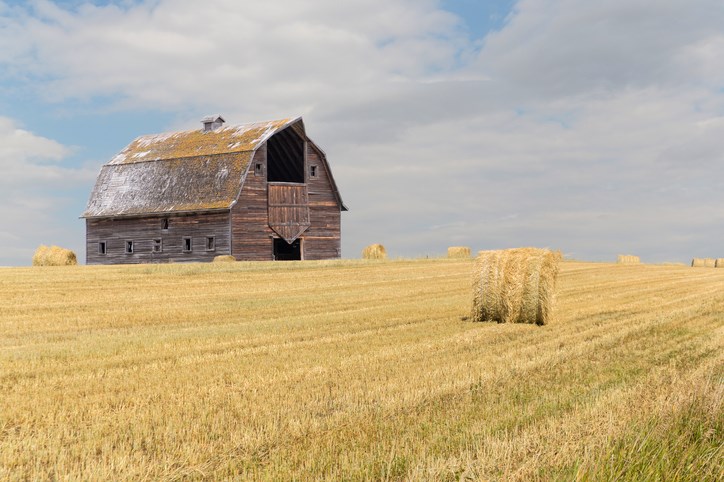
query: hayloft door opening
[
  {"left": 273, "top": 238, "right": 301, "bottom": 261},
  {"left": 267, "top": 128, "right": 305, "bottom": 183}
]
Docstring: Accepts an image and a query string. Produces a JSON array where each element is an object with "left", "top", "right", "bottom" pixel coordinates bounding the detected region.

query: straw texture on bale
[
  {"left": 362, "top": 244, "right": 387, "bottom": 260},
  {"left": 716, "top": 259, "right": 724, "bottom": 268},
  {"left": 447, "top": 246, "right": 471, "bottom": 259},
  {"left": 691, "top": 258, "right": 716, "bottom": 268},
  {"left": 472, "top": 247, "right": 561, "bottom": 325},
  {"left": 213, "top": 255, "right": 236, "bottom": 263},
  {"left": 616, "top": 254, "right": 640, "bottom": 264},
  {"left": 32, "top": 245, "right": 77, "bottom": 266}
]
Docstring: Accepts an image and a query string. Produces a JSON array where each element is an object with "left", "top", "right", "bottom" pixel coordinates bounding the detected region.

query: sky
[{"left": 0, "top": 0, "right": 723, "bottom": 265}]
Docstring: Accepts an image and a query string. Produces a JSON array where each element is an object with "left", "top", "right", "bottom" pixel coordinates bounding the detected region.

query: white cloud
[
  {"left": 0, "top": 117, "right": 94, "bottom": 264},
  {"left": 474, "top": 0, "right": 724, "bottom": 97},
  {"left": 2, "top": 0, "right": 466, "bottom": 112}
]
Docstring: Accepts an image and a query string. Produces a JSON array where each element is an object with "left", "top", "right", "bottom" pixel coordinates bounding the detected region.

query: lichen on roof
[
  {"left": 109, "top": 118, "right": 293, "bottom": 165},
  {"left": 82, "top": 152, "right": 253, "bottom": 217}
]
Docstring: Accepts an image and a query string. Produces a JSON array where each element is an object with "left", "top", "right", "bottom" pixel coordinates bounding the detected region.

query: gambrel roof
[{"left": 81, "top": 116, "right": 345, "bottom": 218}]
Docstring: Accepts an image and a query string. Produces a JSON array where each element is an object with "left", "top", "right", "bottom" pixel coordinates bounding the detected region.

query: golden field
[{"left": 0, "top": 259, "right": 722, "bottom": 481}]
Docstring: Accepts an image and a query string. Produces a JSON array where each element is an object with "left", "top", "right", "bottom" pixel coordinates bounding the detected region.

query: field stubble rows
[{"left": 0, "top": 259, "right": 722, "bottom": 480}]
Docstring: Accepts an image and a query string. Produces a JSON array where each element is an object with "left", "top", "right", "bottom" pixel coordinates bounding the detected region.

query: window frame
[
  {"left": 182, "top": 237, "right": 192, "bottom": 253},
  {"left": 153, "top": 238, "right": 163, "bottom": 253},
  {"left": 254, "top": 162, "right": 264, "bottom": 177},
  {"left": 309, "top": 164, "right": 318, "bottom": 179},
  {"left": 205, "top": 236, "right": 216, "bottom": 252},
  {"left": 161, "top": 218, "right": 169, "bottom": 230},
  {"left": 98, "top": 241, "right": 107, "bottom": 255},
  {"left": 125, "top": 240, "right": 134, "bottom": 254}
]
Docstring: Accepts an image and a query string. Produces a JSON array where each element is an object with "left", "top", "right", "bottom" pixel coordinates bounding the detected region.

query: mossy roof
[
  {"left": 81, "top": 117, "right": 300, "bottom": 218},
  {"left": 108, "top": 118, "right": 292, "bottom": 165}
]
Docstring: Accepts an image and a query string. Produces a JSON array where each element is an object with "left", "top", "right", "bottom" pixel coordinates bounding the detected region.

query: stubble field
[{"left": 0, "top": 258, "right": 722, "bottom": 480}]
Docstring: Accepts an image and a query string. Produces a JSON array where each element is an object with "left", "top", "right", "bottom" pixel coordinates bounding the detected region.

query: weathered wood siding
[
  {"left": 86, "top": 212, "right": 230, "bottom": 265},
  {"left": 304, "top": 145, "right": 342, "bottom": 260},
  {"left": 230, "top": 146, "right": 275, "bottom": 260}
]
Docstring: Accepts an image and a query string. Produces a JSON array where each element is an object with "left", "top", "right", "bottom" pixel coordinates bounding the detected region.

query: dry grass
[
  {"left": 617, "top": 254, "right": 640, "bottom": 264},
  {"left": 362, "top": 243, "right": 387, "bottom": 260},
  {"left": 32, "top": 245, "right": 77, "bottom": 266},
  {"left": 472, "top": 247, "right": 561, "bottom": 325},
  {"left": 715, "top": 258, "right": 724, "bottom": 268},
  {"left": 692, "top": 258, "right": 716, "bottom": 268},
  {"left": 447, "top": 246, "right": 471, "bottom": 259},
  {"left": 0, "top": 259, "right": 722, "bottom": 481},
  {"left": 213, "top": 255, "right": 236, "bottom": 263}
]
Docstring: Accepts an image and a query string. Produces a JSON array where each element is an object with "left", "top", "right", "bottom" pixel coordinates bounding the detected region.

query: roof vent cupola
[{"left": 201, "top": 114, "right": 225, "bottom": 132}]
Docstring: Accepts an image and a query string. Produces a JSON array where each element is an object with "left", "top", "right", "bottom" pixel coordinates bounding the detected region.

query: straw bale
[
  {"left": 472, "top": 247, "right": 561, "bottom": 325},
  {"left": 32, "top": 245, "right": 77, "bottom": 266},
  {"left": 213, "top": 255, "right": 236, "bottom": 263},
  {"left": 447, "top": 246, "right": 471, "bottom": 259},
  {"left": 691, "top": 258, "right": 716, "bottom": 268},
  {"left": 616, "top": 254, "right": 640, "bottom": 264},
  {"left": 716, "top": 259, "right": 724, "bottom": 268},
  {"left": 362, "top": 244, "right": 387, "bottom": 260}
]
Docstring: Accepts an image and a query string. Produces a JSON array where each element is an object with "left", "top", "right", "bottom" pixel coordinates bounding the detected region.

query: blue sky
[{"left": 1, "top": 0, "right": 723, "bottom": 266}]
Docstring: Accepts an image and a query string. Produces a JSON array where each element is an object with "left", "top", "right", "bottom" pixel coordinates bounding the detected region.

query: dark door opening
[
  {"left": 273, "top": 238, "right": 301, "bottom": 261},
  {"left": 267, "top": 128, "right": 305, "bottom": 183}
]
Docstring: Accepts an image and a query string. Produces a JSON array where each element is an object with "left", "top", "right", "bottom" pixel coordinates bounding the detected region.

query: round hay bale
[
  {"left": 362, "top": 244, "right": 387, "bottom": 260},
  {"left": 33, "top": 245, "right": 77, "bottom": 266},
  {"left": 32, "top": 245, "right": 50, "bottom": 266},
  {"left": 692, "top": 258, "right": 716, "bottom": 268},
  {"left": 447, "top": 246, "right": 471, "bottom": 259},
  {"left": 617, "top": 254, "right": 640, "bottom": 264},
  {"left": 213, "top": 255, "right": 236, "bottom": 263},
  {"left": 715, "top": 258, "right": 724, "bottom": 268},
  {"left": 471, "top": 247, "right": 561, "bottom": 325}
]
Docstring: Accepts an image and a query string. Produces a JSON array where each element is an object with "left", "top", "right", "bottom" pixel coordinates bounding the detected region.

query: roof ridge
[
  {"left": 108, "top": 117, "right": 300, "bottom": 165},
  {"left": 134, "top": 117, "right": 297, "bottom": 139}
]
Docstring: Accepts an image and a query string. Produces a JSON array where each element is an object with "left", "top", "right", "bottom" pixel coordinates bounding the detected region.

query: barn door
[{"left": 268, "top": 183, "right": 310, "bottom": 243}]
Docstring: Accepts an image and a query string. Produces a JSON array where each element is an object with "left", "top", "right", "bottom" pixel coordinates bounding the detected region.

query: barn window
[
  {"left": 98, "top": 241, "right": 107, "bottom": 255},
  {"left": 206, "top": 236, "right": 216, "bottom": 251},
  {"left": 161, "top": 218, "right": 169, "bottom": 230},
  {"left": 153, "top": 239, "right": 163, "bottom": 253},
  {"left": 125, "top": 240, "right": 134, "bottom": 254},
  {"left": 254, "top": 162, "right": 264, "bottom": 177},
  {"left": 309, "top": 165, "right": 317, "bottom": 178},
  {"left": 183, "top": 237, "right": 192, "bottom": 252}
]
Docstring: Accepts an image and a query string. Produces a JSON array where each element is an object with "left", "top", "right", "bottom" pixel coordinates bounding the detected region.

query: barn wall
[
  {"left": 86, "top": 212, "right": 230, "bottom": 265},
  {"left": 230, "top": 145, "right": 275, "bottom": 260},
  {"left": 304, "top": 145, "right": 342, "bottom": 260}
]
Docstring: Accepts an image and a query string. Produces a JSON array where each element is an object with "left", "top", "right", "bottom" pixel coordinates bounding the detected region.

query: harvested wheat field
[{"left": 0, "top": 259, "right": 722, "bottom": 481}]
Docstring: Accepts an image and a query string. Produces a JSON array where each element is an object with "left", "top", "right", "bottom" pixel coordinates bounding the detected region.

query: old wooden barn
[{"left": 81, "top": 115, "right": 346, "bottom": 264}]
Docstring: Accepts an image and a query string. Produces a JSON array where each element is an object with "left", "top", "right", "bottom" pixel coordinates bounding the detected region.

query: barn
[{"left": 81, "top": 115, "right": 346, "bottom": 264}]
